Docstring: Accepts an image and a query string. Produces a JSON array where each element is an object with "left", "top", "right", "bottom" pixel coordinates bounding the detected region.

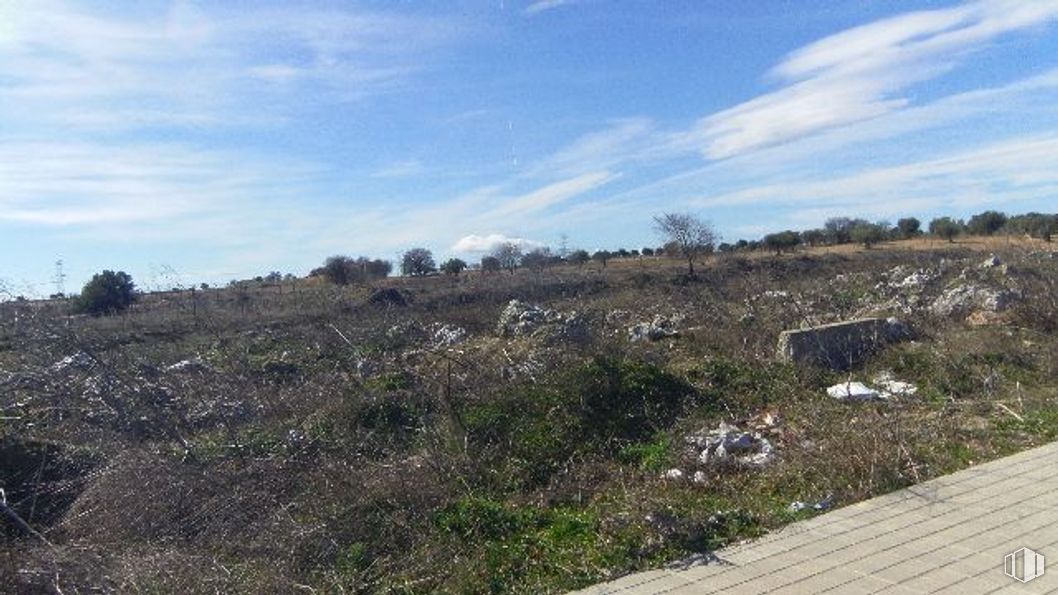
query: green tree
[
  {"left": 440, "top": 258, "right": 468, "bottom": 276},
  {"left": 800, "top": 229, "right": 826, "bottom": 247},
  {"left": 896, "top": 217, "right": 921, "bottom": 239},
  {"left": 567, "top": 249, "right": 590, "bottom": 266},
  {"left": 480, "top": 255, "right": 502, "bottom": 274},
  {"left": 850, "top": 222, "right": 886, "bottom": 248},
  {"left": 967, "top": 210, "right": 1008, "bottom": 236},
  {"left": 520, "top": 248, "right": 553, "bottom": 272},
  {"left": 591, "top": 250, "right": 612, "bottom": 268},
  {"left": 401, "top": 248, "right": 436, "bottom": 277},
  {"left": 929, "top": 217, "right": 963, "bottom": 242},
  {"left": 763, "top": 230, "right": 801, "bottom": 255},
  {"left": 75, "top": 270, "right": 136, "bottom": 315}
]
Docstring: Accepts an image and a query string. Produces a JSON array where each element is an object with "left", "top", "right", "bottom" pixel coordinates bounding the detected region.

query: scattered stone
[
  {"left": 966, "top": 310, "right": 1007, "bottom": 326},
  {"left": 826, "top": 381, "right": 882, "bottom": 402},
  {"left": 980, "top": 254, "right": 1002, "bottom": 269},
  {"left": 166, "top": 358, "right": 209, "bottom": 373},
  {"left": 692, "top": 470, "right": 708, "bottom": 485},
  {"left": 777, "top": 317, "right": 909, "bottom": 370},
  {"left": 496, "top": 300, "right": 588, "bottom": 343},
  {"left": 895, "top": 269, "right": 939, "bottom": 289},
  {"left": 930, "top": 284, "right": 1018, "bottom": 318},
  {"left": 386, "top": 320, "right": 427, "bottom": 342},
  {"left": 788, "top": 495, "right": 833, "bottom": 513},
  {"left": 689, "top": 422, "right": 776, "bottom": 468},
  {"left": 628, "top": 315, "right": 680, "bottom": 342},
  {"left": 430, "top": 323, "right": 468, "bottom": 347},
  {"left": 354, "top": 358, "right": 377, "bottom": 378},
  {"left": 50, "top": 352, "right": 94, "bottom": 373}
]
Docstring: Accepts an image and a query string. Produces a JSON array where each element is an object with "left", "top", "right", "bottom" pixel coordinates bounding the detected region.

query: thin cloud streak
[{"left": 687, "top": 0, "right": 1058, "bottom": 159}]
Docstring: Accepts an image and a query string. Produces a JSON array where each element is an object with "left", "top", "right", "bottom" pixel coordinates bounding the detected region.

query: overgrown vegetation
[{"left": 3, "top": 237, "right": 1058, "bottom": 593}]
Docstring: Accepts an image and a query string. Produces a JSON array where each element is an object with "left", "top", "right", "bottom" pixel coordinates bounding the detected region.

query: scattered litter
[
  {"left": 628, "top": 315, "right": 680, "bottom": 342},
  {"left": 166, "top": 358, "right": 209, "bottom": 373},
  {"left": 980, "top": 254, "right": 1002, "bottom": 269},
  {"left": 826, "top": 381, "right": 882, "bottom": 402},
  {"left": 689, "top": 422, "right": 776, "bottom": 468},
  {"left": 872, "top": 372, "right": 918, "bottom": 398},
  {"left": 828, "top": 374, "right": 919, "bottom": 401},
  {"left": 50, "top": 352, "right": 94, "bottom": 373},
  {"left": 788, "top": 495, "right": 833, "bottom": 513},
  {"left": 661, "top": 468, "right": 684, "bottom": 481}
]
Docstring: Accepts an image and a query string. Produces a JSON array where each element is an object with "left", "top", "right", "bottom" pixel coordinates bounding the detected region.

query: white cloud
[
  {"left": 451, "top": 234, "right": 544, "bottom": 253},
  {"left": 525, "top": 118, "right": 657, "bottom": 178},
  {"left": 524, "top": 0, "right": 579, "bottom": 16},
  {"left": 688, "top": 0, "right": 1058, "bottom": 159},
  {"left": 0, "top": 1, "right": 463, "bottom": 133},
  {"left": 0, "top": 140, "right": 318, "bottom": 226},
  {"left": 693, "top": 135, "right": 1058, "bottom": 212},
  {"left": 490, "top": 170, "right": 618, "bottom": 217}
]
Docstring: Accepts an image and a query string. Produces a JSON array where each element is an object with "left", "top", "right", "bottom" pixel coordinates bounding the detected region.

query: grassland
[{"left": 2, "top": 238, "right": 1057, "bottom": 594}]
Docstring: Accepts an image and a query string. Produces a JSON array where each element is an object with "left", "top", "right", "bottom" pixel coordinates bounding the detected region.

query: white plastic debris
[
  {"left": 166, "top": 357, "right": 209, "bottom": 373},
  {"left": 661, "top": 468, "right": 684, "bottom": 480},
  {"left": 826, "top": 381, "right": 881, "bottom": 402},
  {"left": 691, "top": 422, "right": 776, "bottom": 468},
  {"left": 50, "top": 351, "right": 94, "bottom": 372}
]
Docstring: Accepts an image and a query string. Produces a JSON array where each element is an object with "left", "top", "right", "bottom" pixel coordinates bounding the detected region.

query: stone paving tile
[{"left": 572, "top": 441, "right": 1058, "bottom": 595}]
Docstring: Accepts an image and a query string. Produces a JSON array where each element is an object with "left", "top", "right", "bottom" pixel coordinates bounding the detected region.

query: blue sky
[{"left": 2, "top": 0, "right": 1058, "bottom": 295}]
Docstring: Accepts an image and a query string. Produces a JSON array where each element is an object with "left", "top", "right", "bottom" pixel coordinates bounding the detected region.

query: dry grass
[{"left": 2, "top": 243, "right": 1058, "bottom": 593}]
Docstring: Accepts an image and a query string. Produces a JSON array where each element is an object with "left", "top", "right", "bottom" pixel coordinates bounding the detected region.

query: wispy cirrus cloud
[
  {"left": 694, "top": 135, "right": 1058, "bottom": 211},
  {"left": 524, "top": 0, "right": 580, "bottom": 16},
  {"left": 0, "top": 1, "right": 463, "bottom": 132},
  {"left": 0, "top": 140, "right": 319, "bottom": 226},
  {"left": 683, "top": 0, "right": 1058, "bottom": 159}
]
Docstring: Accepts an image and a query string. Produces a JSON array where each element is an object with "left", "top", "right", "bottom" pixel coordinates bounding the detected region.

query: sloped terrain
[{"left": 2, "top": 244, "right": 1058, "bottom": 593}]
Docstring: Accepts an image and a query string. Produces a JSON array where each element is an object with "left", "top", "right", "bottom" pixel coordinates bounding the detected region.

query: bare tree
[
  {"left": 653, "top": 212, "right": 718, "bottom": 276},
  {"left": 491, "top": 242, "right": 522, "bottom": 274}
]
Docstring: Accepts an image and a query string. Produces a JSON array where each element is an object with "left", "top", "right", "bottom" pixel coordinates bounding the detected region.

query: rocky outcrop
[{"left": 496, "top": 300, "right": 588, "bottom": 344}]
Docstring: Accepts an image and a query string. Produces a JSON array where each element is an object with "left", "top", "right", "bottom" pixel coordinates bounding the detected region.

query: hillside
[{"left": 2, "top": 240, "right": 1058, "bottom": 593}]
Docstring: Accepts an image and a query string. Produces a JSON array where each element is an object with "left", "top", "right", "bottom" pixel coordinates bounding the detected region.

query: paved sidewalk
[{"left": 574, "top": 441, "right": 1058, "bottom": 594}]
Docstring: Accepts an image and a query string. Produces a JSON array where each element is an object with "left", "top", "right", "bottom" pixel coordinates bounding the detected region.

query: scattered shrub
[{"left": 74, "top": 270, "right": 136, "bottom": 315}]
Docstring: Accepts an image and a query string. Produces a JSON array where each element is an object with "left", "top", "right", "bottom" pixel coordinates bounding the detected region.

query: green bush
[
  {"left": 74, "top": 270, "right": 136, "bottom": 315},
  {"left": 462, "top": 357, "right": 696, "bottom": 489}
]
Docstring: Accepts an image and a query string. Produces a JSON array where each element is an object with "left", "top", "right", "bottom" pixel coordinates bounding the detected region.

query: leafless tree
[
  {"left": 491, "top": 242, "right": 522, "bottom": 274},
  {"left": 653, "top": 212, "right": 718, "bottom": 276}
]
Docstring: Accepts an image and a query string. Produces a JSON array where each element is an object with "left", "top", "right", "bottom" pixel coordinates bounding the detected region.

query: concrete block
[{"left": 777, "top": 317, "right": 908, "bottom": 370}]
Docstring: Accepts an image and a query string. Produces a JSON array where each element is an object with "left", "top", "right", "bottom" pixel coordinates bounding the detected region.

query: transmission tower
[{"left": 54, "top": 260, "right": 66, "bottom": 297}]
